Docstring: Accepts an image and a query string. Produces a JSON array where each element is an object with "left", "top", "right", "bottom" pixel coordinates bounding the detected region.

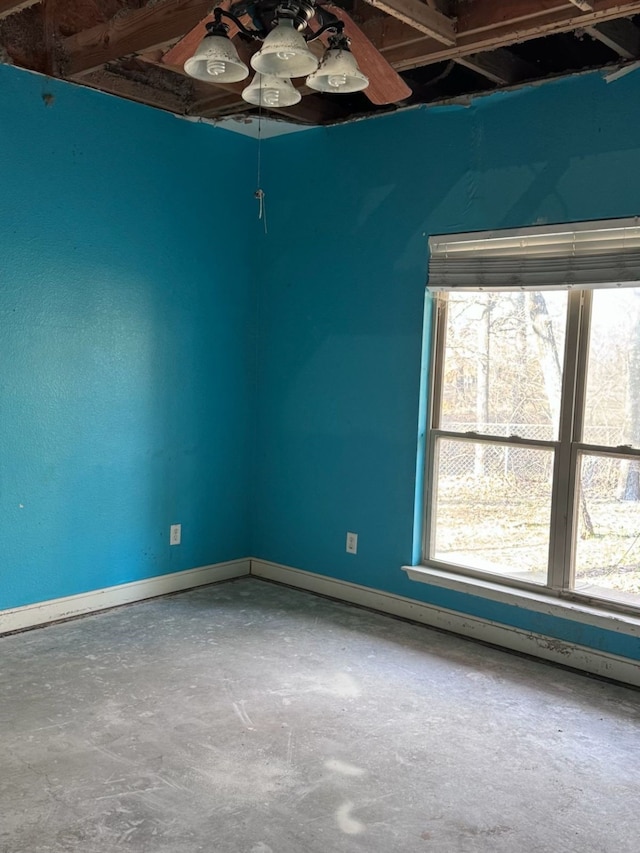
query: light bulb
[
  {"left": 263, "top": 88, "right": 280, "bottom": 106},
  {"left": 242, "top": 72, "right": 301, "bottom": 107},
  {"left": 184, "top": 31, "right": 249, "bottom": 83},
  {"left": 251, "top": 19, "right": 318, "bottom": 77},
  {"left": 207, "top": 59, "right": 227, "bottom": 76},
  {"left": 328, "top": 74, "right": 347, "bottom": 88}
]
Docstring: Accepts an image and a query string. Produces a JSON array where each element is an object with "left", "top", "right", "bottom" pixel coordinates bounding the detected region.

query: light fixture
[
  {"left": 306, "top": 34, "right": 369, "bottom": 93},
  {"left": 251, "top": 18, "right": 319, "bottom": 78},
  {"left": 184, "top": 19, "right": 249, "bottom": 83},
  {"left": 242, "top": 72, "right": 302, "bottom": 108},
  {"left": 184, "top": 2, "right": 369, "bottom": 107}
]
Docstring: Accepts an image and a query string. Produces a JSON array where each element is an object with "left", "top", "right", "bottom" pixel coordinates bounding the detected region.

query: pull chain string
[{"left": 254, "top": 102, "right": 267, "bottom": 235}]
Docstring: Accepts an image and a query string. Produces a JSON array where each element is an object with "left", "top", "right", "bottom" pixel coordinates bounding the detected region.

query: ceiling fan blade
[
  {"left": 163, "top": 1, "right": 239, "bottom": 69},
  {"left": 320, "top": 4, "right": 412, "bottom": 105}
]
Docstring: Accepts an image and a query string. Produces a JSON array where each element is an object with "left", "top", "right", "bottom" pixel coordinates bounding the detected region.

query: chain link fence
[{"left": 437, "top": 424, "right": 629, "bottom": 497}]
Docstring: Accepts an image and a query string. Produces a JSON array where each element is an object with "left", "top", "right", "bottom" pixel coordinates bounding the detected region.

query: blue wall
[
  {"left": 3, "top": 61, "right": 640, "bottom": 660},
  {"left": 0, "top": 66, "right": 256, "bottom": 609},
  {"left": 253, "top": 70, "right": 640, "bottom": 659}
]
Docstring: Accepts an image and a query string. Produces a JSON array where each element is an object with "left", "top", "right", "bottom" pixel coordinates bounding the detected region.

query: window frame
[{"left": 422, "top": 287, "right": 640, "bottom": 617}]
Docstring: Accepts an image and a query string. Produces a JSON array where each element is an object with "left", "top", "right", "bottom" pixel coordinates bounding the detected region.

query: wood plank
[
  {"left": 361, "top": 8, "right": 536, "bottom": 84},
  {"left": 360, "top": 0, "right": 456, "bottom": 45},
  {"left": 381, "top": 0, "right": 640, "bottom": 71},
  {"left": 63, "top": 0, "right": 217, "bottom": 76},
  {"left": 456, "top": 48, "right": 538, "bottom": 86},
  {"left": 585, "top": 18, "right": 640, "bottom": 58},
  {"left": 361, "top": 13, "right": 431, "bottom": 51},
  {"left": 458, "top": 0, "right": 640, "bottom": 37},
  {"left": 0, "top": 0, "right": 39, "bottom": 20},
  {"left": 323, "top": 3, "right": 412, "bottom": 104}
]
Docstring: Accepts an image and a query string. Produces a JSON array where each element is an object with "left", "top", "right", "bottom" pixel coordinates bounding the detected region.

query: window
[{"left": 424, "top": 220, "right": 640, "bottom": 612}]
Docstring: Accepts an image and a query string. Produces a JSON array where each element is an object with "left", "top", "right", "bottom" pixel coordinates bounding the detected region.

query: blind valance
[{"left": 428, "top": 218, "right": 640, "bottom": 291}]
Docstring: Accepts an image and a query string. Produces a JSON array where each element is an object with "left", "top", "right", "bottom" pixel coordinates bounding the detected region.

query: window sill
[{"left": 402, "top": 564, "right": 640, "bottom": 638}]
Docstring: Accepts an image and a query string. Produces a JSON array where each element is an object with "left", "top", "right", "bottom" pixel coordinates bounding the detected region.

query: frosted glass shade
[
  {"left": 306, "top": 47, "right": 369, "bottom": 93},
  {"left": 184, "top": 34, "right": 249, "bottom": 83},
  {"left": 251, "top": 19, "right": 319, "bottom": 78},
  {"left": 242, "top": 73, "right": 301, "bottom": 108}
]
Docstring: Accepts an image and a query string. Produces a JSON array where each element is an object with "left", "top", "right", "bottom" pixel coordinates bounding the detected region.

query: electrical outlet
[
  {"left": 170, "top": 524, "right": 181, "bottom": 546},
  {"left": 346, "top": 531, "right": 358, "bottom": 554}
]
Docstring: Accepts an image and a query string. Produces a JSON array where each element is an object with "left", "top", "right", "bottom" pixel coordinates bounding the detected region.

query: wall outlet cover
[{"left": 346, "top": 532, "right": 358, "bottom": 554}]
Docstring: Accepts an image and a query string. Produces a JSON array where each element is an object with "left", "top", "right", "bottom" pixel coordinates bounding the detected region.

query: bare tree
[
  {"left": 621, "top": 290, "right": 640, "bottom": 500},
  {"left": 528, "top": 292, "right": 594, "bottom": 536}
]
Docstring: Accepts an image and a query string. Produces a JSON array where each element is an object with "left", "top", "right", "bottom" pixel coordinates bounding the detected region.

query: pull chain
[{"left": 255, "top": 104, "right": 267, "bottom": 234}]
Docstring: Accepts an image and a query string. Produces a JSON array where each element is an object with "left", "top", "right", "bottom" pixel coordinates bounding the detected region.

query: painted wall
[
  {"left": 3, "top": 60, "right": 640, "bottom": 660},
  {"left": 0, "top": 66, "right": 256, "bottom": 610},
  {"left": 253, "top": 70, "right": 640, "bottom": 659}
]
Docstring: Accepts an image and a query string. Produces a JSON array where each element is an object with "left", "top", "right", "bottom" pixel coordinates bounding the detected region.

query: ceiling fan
[{"left": 171, "top": 1, "right": 411, "bottom": 110}]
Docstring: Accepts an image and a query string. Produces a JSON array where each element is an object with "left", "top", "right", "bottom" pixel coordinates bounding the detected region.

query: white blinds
[{"left": 428, "top": 218, "right": 640, "bottom": 291}]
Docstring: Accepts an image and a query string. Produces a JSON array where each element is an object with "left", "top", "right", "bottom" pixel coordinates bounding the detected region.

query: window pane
[
  {"left": 431, "top": 437, "right": 553, "bottom": 584},
  {"left": 439, "top": 291, "right": 568, "bottom": 440},
  {"left": 574, "top": 453, "right": 640, "bottom": 606},
  {"left": 583, "top": 288, "right": 640, "bottom": 448}
]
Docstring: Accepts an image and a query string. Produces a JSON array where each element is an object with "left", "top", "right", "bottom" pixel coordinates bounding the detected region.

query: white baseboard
[
  {"left": 249, "top": 559, "right": 640, "bottom": 688},
  {"left": 0, "top": 559, "right": 250, "bottom": 634},
  {"left": 6, "top": 555, "right": 638, "bottom": 687}
]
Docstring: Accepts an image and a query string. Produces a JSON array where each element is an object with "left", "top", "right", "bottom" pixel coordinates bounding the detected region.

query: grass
[{"left": 434, "top": 479, "right": 640, "bottom": 600}]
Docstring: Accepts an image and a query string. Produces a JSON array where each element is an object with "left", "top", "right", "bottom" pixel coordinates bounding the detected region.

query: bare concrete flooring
[{"left": 1, "top": 578, "right": 639, "bottom": 853}]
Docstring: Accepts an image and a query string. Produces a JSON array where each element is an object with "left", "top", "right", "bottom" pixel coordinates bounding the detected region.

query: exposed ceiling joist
[
  {"left": 456, "top": 48, "right": 538, "bottom": 86},
  {"left": 457, "top": 0, "right": 640, "bottom": 37},
  {"left": 62, "top": 0, "right": 215, "bottom": 77},
  {"left": 360, "top": 0, "right": 456, "bottom": 45},
  {"left": 585, "top": 18, "right": 640, "bottom": 58},
  {"left": 0, "top": 0, "right": 38, "bottom": 20},
  {"left": 3, "top": 0, "right": 640, "bottom": 127},
  {"left": 380, "top": 0, "right": 640, "bottom": 72}
]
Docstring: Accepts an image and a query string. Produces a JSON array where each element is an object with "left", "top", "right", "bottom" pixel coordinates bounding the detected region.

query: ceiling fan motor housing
[
  {"left": 230, "top": 0, "right": 318, "bottom": 34},
  {"left": 275, "top": 0, "right": 317, "bottom": 30}
]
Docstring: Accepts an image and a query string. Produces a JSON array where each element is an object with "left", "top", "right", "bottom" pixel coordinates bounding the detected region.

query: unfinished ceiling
[{"left": 2, "top": 0, "right": 640, "bottom": 127}]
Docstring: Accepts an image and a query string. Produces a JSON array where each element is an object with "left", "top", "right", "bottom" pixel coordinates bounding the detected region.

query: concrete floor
[{"left": 1, "top": 578, "right": 639, "bottom": 853}]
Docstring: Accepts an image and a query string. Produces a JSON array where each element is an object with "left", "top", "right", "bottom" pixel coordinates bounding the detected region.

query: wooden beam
[
  {"left": 62, "top": 0, "right": 217, "bottom": 77},
  {"left": 457, "top": 0, "right": 640, "bottom": 38},
  {"left": 360, "top": 0, "right": 456, "bottom": 45},
  {"left": 456, "top": 48, "right": 538, "bottom": 86},
  {"left": 0, "top": 0, "right": 39, "bottom": 20},
  {"left": 569, "top": 0, "right": 594, "bottom": 10},
  {"left": 585, "top": 18, "right": 640, "bottom": 58},
  {"left": 380, "top": 0, "right": 640, "bottom": 72}
]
